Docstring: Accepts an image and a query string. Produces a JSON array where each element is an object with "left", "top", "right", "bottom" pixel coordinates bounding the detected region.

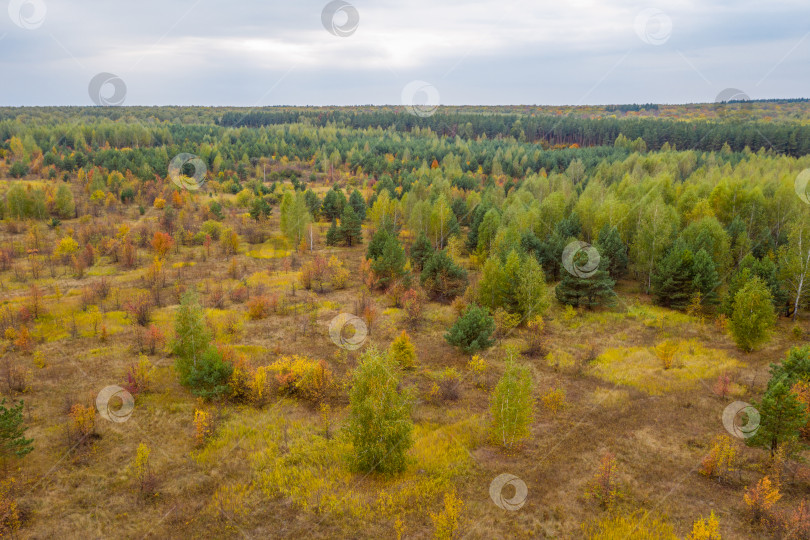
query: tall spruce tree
[
  {"left": 409, "top": 231, "right": 434, "bottom": 273},
  {"left": 555, "top": 251, "right": 616, "bottom": 308},
  {"left": 652, "top": 242, "right": 696, "bottom": 310},
  {"left": 691, "top": 248, "right": 721, "bottom": 307},
  {"left": 367, "top": 228, "right": 391, "bottom": 261},
  {"left": 339, "top": 204, "right": 362, "bottom": 246},
  {"left": 349, "top": 190, "right": 367, "bottom": 221},
  {"left": 747, "top": 379, "right": 808, "bottom": 457},
  {"left": 420, "top": 249, "right": 468, "bottom": 302},
  {"left": 596, "top": 224, "right": 628, "bottom": 279},
  {"left": 325, "top": 219, "right": 340, "bottom": 246},
  {"left": 0, "top": 399, "right": 33, "bottom": 467},
  {"left": 371, "top": 234, "right": 407, "bottom": 289}
]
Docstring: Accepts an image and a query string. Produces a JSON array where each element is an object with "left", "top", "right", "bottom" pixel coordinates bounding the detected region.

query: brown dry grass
[{"left": 0, "top": 194, "right": 808, "bottom": 539}]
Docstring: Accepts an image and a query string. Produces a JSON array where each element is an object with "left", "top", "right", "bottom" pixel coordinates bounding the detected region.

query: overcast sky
[{"left": 0, "top": 0, "right": 807, "bottom": 106}]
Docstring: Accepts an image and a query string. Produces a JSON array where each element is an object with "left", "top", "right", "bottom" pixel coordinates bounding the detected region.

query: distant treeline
[{"left": 219, "top": 110, "right": 810, "bottom": 157}]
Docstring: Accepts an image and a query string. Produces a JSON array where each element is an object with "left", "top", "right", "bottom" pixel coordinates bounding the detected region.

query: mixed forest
[{"left": 1, "top": 101, "right": 810, "bottom": 538}]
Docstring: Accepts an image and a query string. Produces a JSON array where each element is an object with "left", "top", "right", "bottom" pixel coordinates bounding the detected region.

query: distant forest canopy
[{"left": 0, "top": 101, "right": 809, "bottom": 185}]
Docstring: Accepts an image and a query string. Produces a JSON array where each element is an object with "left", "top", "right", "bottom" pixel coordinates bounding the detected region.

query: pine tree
[
  {"left": 555, "top": 253, "right": 616, "bottom": 309},
  {"left": 730, "top": 277, "right": 776, "bottom": 352},
  {"left": 349, "top": 190, "right": 367, "bottom": 221},
  {"left": 748, "top": 379, "right": 808, "bottom": 457},
  {"left": 371, "top": 234, "right": 407, "bottom": 289},
  {"left": 691, "top": 248, "right": 721, "bottom": 307},
  {"left": 346, "top": 348, "right": 413, "bottom": 474},
  {"left": 339, "top": 204, "right": 362, "bottom": 246},
  {"left": 366, "top": 228, "right": 391, "bottom": 261},
  {"left": 596, "top": 224, "right": 628, "bottom": 279},
  {"left": 325, "top": 219, "right": 340, "bottom": 246},
  {"left": 321, "top": 188, "right": 345, "bottom": 221},
  {"left": 652, "top": 242, "right": 696, "bottom": 310},
  {"left": 420, "top": 250, "right": 468, "bottom": 302},
  {"left": 769, "top": 346, "right": 810, "bottom": 390},
  {"left": 445, "top": 304, "right": 495, "bottom": 354},
  {"left": 172, "top": 291, "right": 232, "bottom": 398},
  {"left": 409, "top": 230, "right": 434, "bottom": 272},
  {"left": 0, "top": 399, "right": 33, "bottom": 468}
]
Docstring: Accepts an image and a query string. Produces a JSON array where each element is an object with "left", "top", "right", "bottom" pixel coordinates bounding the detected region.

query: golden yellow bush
[
  {"left": 389, "top": 330, "right": 417, "bottom": 369},
  {"left": 194, "top": 409, "right": 213, "bottom": 446},
  {"left": 541, "top": 387, "right": 566, "bottom": 414},
  {"left": 744, "top": 476, "right": 781, "bottom": 523},
  {"left": 69, "top": 403, "right": 95, "bottom": 439},
  {"left": 267, "top": 355, "right": 333, "bottom": 403},
  {"left": 699, "top": 435, "right": 737, "bottom": 479},
  {"left": 687, "top": 511, "right": 721, "bottom": 540},
  {"left": 430, "top": 491, "right": 463, "bottom": 540}
]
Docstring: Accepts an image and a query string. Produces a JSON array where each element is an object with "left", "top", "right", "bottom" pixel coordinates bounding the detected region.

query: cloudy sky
[{"left": 0, "top": 0, "right": 807, "bottom": 106}]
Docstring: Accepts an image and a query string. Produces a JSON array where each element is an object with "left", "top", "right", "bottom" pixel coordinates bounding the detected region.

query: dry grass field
[{"left": 1, "top": 184, "right": 806, "bottom": 539}]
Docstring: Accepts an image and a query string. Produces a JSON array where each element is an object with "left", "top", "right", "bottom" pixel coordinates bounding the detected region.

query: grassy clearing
[{"left": 588, "top": 339, "right": 742, "bottom": 395}]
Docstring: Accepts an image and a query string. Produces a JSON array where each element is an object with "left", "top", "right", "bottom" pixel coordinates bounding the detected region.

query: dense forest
[{"left": 1, "top": 103, "right": 810, "bottom": 538}]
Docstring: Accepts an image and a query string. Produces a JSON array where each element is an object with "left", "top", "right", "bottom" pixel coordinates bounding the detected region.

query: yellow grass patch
[
  {"left": 194, "top": 407, "right": 481, "bottom": 524},
  {"left": 545, "top": 349, "right": 576, "bottom": 369},
  {"left": 589, "top": 339, "right": 741, "bottom": 395},
  {"left": 589, "top": 387, "right": 630, "bottom": 408}
]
